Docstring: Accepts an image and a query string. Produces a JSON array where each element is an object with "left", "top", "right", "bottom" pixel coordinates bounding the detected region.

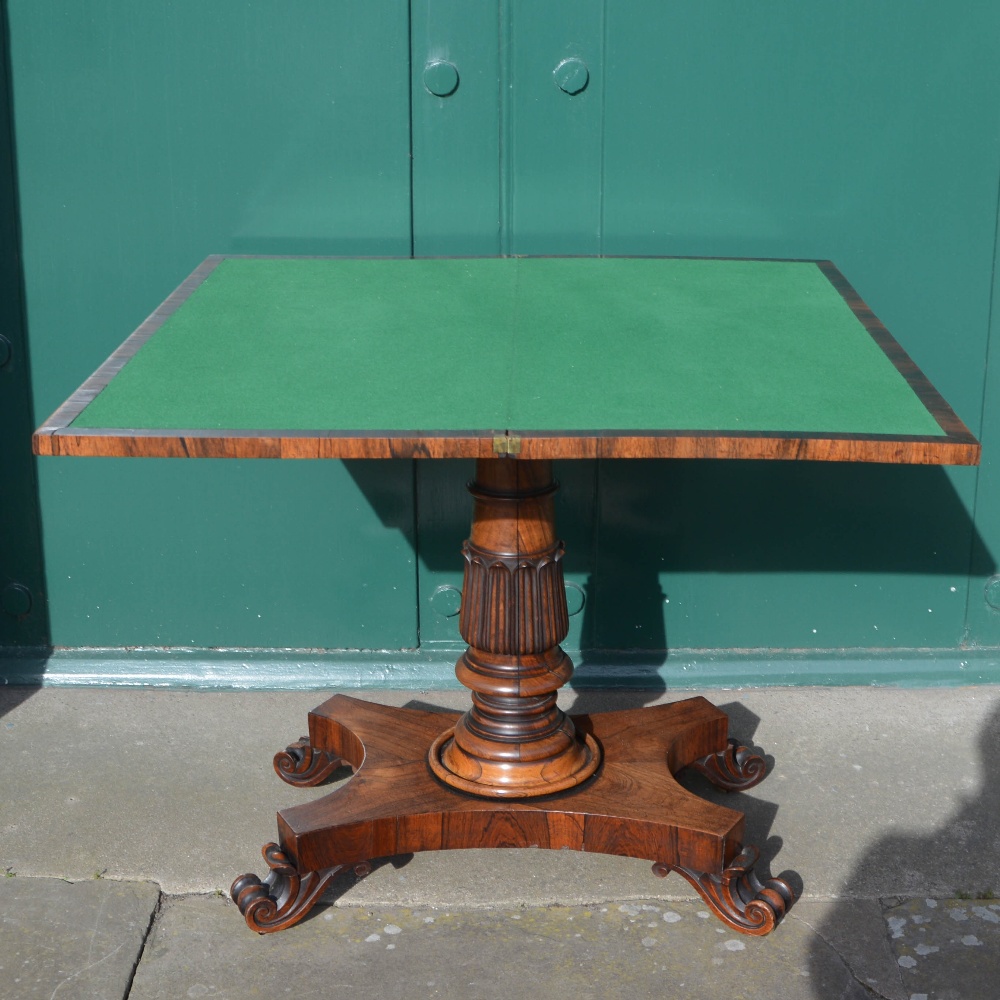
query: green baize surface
[{"left": 71, "top": 257, "right": 945, "bottom": 437}]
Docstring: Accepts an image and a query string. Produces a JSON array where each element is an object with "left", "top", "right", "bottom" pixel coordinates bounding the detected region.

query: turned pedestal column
[{"left": 428, "top": 458, "right": 600, "bottom": 797}]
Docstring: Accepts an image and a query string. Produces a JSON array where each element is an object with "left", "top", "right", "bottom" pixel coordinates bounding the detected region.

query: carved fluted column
[{"left": 428, "top": 459, "right": 600, "bottom": 797}]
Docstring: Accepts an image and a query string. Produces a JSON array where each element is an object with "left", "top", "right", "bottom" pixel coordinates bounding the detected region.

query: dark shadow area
[
  {"left": 0, "top": 650, "right": 51, "bottom": 699},
  {"left": 677, "top": 796, "right": 798, "bottom": 896},
  {"left": 403, "top": 698, "right": 459, "bottom": 715},
  {"left": 569, "top": 594, "right": 668, "bottom": 714},
  {"left": 342, "top": 459, "right": 419, "bottom": 550},
  {"left": 347, "top": 457, "right": 992, "bottom": 633},
  {"left": 714, "top": 700, "right": 763, "bottom": 745},
  {"left": 672, "top": 700, "right": 792, "bottom": 885},
  {"left": 303, "top": 854, "right": 415, "bottom": 926},
  {"left": 809, "top": 702, "right": 1000, "bottom": 993},
  {"left": 0, "top": 682, "right": 42, "bottom": 723},
  {"left": 0, "top": 0, "right": 51, "bottom": 689},
  {"left": 612, "top": 459, "right": 991, "bottom": 576},
  {"left": 568, "top": 462, "right": 669, "bottom": 712},
  {"left": 345, "top": 455, "right": 992, "bottom": 708}
]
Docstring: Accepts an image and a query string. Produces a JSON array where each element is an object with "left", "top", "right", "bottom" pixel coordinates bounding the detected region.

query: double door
[{"left": 3, "top": 1, "right": 998, "bottom": 667}]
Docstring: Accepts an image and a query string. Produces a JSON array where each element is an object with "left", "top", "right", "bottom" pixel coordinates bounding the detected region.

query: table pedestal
[
  {"left": 429, "top": 459, "right": 600, "bottom": 797},
  {"left": 232, "top": 460, "right": 795, "bottom": 935}
]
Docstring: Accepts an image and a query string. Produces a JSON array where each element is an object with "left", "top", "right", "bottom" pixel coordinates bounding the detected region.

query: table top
[{"left": 34, "top": 256, "right": 979, "bottom": 464}]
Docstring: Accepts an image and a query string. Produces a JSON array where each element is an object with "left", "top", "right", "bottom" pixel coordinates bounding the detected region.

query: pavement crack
[
  {"left": 788, "top": 909, "right": 901, "bottom": 1000},
  {"left": 122, "top": 887, "right": 164, "bottom": 1000}
]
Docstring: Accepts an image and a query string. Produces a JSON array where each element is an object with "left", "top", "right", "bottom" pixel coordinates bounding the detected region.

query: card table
[{"left": 35, "top": 256, "right": 980, "bottom": 935}]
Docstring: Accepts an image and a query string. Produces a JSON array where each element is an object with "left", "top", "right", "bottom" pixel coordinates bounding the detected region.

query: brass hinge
[{"left": 492, "top": 434, "right": 522, "bottom": 456}]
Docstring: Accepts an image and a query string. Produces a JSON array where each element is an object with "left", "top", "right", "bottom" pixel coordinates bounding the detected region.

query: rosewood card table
[{"left": 34, "top": 256, "right": 980, "bottom": 936}]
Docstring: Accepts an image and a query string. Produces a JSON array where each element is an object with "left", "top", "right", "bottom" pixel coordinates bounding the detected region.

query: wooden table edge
[
  {"left": 32, "top": 427, "right": 981, "bottom": 465},
  {"left": 31, "top": 254, "right": 980, "bottom": 468}
]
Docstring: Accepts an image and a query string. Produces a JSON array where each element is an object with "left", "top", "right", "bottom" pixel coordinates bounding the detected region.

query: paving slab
[
  {"left": 4, "top": 683, "right": 998, "bottom": 999},
  {"left": 128, "top": 894, "right": 884, "bottom": 1000},
  {"left": 0, "top": 876, "right": 159, "bottom": 1000},
  {"left": 882, "top": 896, "right": 1000, "bottom": 1000},
  {"left": 793, "top": 898, "right": 908, "bottom": 1000},
  {"left": 2, "top": 685, "right": 999, "bottom": 908}
]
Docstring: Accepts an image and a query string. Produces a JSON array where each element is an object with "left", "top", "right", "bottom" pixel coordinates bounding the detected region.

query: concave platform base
[{"left": 232, "top": 694, "right": 795, "bottom": 935}]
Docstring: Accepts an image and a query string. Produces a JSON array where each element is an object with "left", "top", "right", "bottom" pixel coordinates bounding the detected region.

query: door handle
[
  {"left": 423, "top": 60, "right": 459, "bottom": 98},
  {"left": 553, "top": 57, "right": 589, "bottom": 95}
]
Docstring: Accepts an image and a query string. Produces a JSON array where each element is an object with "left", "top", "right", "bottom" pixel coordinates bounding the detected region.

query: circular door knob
[
  {"left": 429, "top": 584, "right": 462, "bottom": 618},
  {"left": 553, "top": 57, "right": 589, "bottom": 95},
  {"left": 423, "top": 60, "right": 460, "bottom": 98},
  {"left": 1, "top": 583, "right": 32, "bottom": 617}
]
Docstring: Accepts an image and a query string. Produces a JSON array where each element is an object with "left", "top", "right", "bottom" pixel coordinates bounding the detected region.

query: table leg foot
[
  {"left": 685, "top": 738, "right": 767, "bottom": 792},
  {"left": 273, "top": 737, "right": 347, "bottom": 787},
  {"left": 653, "top": 844, "right": 795, "bottom": 935},
  {"left": 231, "top": 843, "right": 371, "bottom": 934}
]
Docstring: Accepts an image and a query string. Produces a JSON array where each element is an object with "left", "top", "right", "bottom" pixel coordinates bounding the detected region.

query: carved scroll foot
[
  {"left": 686, "top": 738, "right": 767, "bottom": 791},
  {"left": 231, "top": 843, "right": 371, "bottom": 934},
  {"left": 653, "top": 845, "right": 795, "bottom": 936},
  {"left": 273, "top": 737, "right": 347, "bottom": 787}
]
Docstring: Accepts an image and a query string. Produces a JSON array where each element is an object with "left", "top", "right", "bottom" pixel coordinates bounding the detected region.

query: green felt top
[{"left": 70, "top": 257, "right": 945, "bottom": 438}]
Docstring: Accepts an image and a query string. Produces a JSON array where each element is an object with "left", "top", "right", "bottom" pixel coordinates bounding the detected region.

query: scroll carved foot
[
  {"left": 653, "top": 845, "right": 795, "bottom": 936},
  {"left": 686, "top": 738, "right": 767, "bottom": 791},
  {"left": 231, "top": 843, "right": 371, "bottom": 934},
  {"left": 273, "top": 737, "right": 347, "bottom": 787}
]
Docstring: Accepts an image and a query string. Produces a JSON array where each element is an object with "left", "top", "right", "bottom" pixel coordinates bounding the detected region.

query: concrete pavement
[{"left": 2, "top": 683, "right": 999, "bottom": 998}]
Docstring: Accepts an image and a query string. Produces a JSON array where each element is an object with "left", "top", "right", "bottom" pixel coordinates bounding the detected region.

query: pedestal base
[
  {"left": 232, "top": 695, "right": 795, "bottom": 936},
  {"left": 427, "top": 723, "right": 601, "bottom": 797}
]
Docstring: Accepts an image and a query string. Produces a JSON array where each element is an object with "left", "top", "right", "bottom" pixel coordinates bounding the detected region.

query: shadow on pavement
[
  {"left": 808, "top": 702, "right": 1000, "bottom": 998},
  {"left": 0, "top": 682, "right": 38, "bottom": 721}
]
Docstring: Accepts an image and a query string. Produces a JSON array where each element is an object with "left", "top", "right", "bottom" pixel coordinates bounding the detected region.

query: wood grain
[
  {"left": 232, "top": 694, "right": 795, "bottom": 935},
  {"left": 430, "top": 459, "right": 600, "bottom": 797},
  {"left": 32, "top": 256, "right": 980, "bottom": 466},
  {"left": 31, "top": 426, "right": 980, "bottom": 463},
  {"left": 284, "top": 692, "right": 742, "bottom": 873}
]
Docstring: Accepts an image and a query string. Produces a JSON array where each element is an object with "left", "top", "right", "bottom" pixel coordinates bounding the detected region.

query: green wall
[{"left": 4, "top": 2, "right": 1000, "bottom": 687}]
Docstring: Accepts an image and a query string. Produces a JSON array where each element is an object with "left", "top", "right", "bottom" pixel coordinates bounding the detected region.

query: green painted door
[
  {"left": 412, "top": 2, "right": 1000, "bottom": 676},
  {"left": 10, "top": 2, "right": 419, "bottom": 660},
  {"left": 594, "top": 3, "right": 996, "bottom": 658},
  {"left": 4, "top": 2, "right": 999, "bottom": 684}
]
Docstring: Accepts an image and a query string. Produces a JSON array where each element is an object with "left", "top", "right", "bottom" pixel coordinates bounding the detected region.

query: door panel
[
  {"left": 508, "top": 1, "right": 604, "bottom": 256},
  {"left": 11, "top": 1, "right": 418, "bottom": 651},
  {"left": 412, "top": 1, "right": 999, "bottom": 664},
  {"left": 599, "top": 2, "right": 997, "bottom": 653},
  {"left": 411, "top": 0, "right": 502, "bottom": 257},
  {"left": 9, "top": 3, "right": 999, "bottom": 671}
]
